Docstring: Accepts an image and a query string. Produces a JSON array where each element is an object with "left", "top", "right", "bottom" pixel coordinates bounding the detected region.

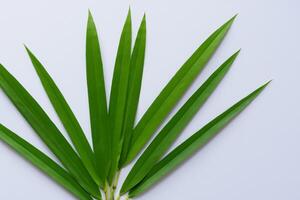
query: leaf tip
[
  {"left": 231, "top": 14, "right": 238, "bottom": 22},
  {"left": 254, "top": 80, "right": 272, "bottom": 96},
  {"left": 124, "top": 7, "right": 132, "bottom": 28},
  {"left": 263, "top": 80, "right": 272, "bottom": 87},
  {"left": 127, "top": 7, "right": 132, "bottom": 18},
  {"left": 226, "top": 14, "right": 238, "bottom": 27},
  {"left": 232, "top": 49, "right": 241, "bottom": 58},
  {"left": 88, "top": 11, "right": 92, "bottom": 19},
  {"left": 87, "top": 10, "right": 95, "bottom": 24},
  {"left": 226, "top": 49, "right": 241, "bottom": 64},
  {"left": 23, "top": 45, "right": 34, "bottom": 58},
  {"left": 141, "top": 13, "right": 147, "bottom": 29}
]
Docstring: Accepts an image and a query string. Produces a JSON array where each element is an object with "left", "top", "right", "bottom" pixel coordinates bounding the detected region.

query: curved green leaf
[
  {"left": 125, "top": 15, "right": 237, "bottom": 165},
  {"left": 119, "top": 15, "right": 147, "bottom": 167},
  {"left": 129, "top": 81, "right": 270, "bottom": 197},
  {"left": 0, "top": 64, "right": 101, "bottom": 199},
  {"left": 108, "top": 10, "right": 132, "bottom": 182},
  {"left": 0, "top": 124, "right": 94, "bottom": 200},
  {"left": 25, "top": 47, "right": 101, "bottom": 186},
  {"left": 121, "top": 51, "right": 240, "bottom": 194},
  {"left": 86, "top": 11, "right": 110, "bottom": 185}
]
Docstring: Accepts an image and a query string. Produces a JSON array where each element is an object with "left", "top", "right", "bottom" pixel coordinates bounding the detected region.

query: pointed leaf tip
[
  {"left": 88, "top": 10, "right": 94, "bottom": 21},
  {"left": 127, "top": 7, "right": 132, "bottom": 17},
  {"left": 231, "top": 14, "right": 238, "bottom": 21},
  {"left": 24, "top": 45, "right": 34, "bottom": 56},
  {"left": 225, "top": 49, "right": 241, "bottom": 63},
  {"left": 23, "top": 44, "right": 29, "bottom": 51},
  {"left": 230, "top": 49, "right": 241, "bottom": 59},
  {"left": 225, "top": 14, "right": 237, "bottom": 27},
  {"left": 261, "top": 80, "right": 272, "bottom": 89}
]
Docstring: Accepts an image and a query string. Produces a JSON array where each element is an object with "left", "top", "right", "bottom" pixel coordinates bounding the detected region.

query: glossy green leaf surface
[
  {"left": 25, "top": 47, "right": 101, "bottom": 186},
  {"left": 121, "top": 51, "right": 240, "bottom": 194},
  {"left": 125, "top": 16, "right": 237, "bottom": 164},
  {"left": 119, "top": 15, "right": 147, "bottom": 167},
  {"left": 0, "top": 12, "right": 271, "bottom": 200},
  {"left": 0, "top": 124, "right": 94, "bottom": 200},
  {"left": 108, "top": 10, "right": 132, "bottom": 182},
  {"left": 129, "top": 81, "right": 270, "bottom": 197},
  {"left": 0, "top": 64, "right": 101, "bottom": 199},
  {"left": 86, "top": 11, "right": 110, "bottom": 184}
]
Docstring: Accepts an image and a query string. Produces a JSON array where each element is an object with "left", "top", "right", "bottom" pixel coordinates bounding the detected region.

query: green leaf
[
  {"left": 86, "top": 11, "right": 110, "bottom": 184},
  {"left": 0, "top": 64, "right": 101, "bottom": 199},
  {"left": 128, "top": 81, "right": 270, "bottom": 197},
  {"left": 119, "top": 14, "right": 147, "bottom": 168},
  {"left": 25, "top": 46, "right": 101, "bottom": 187},
  {"left": 108, "top": 9, "right": 132, "bottom": 182},
  {"left": 125, "top": 15, "right": 237, "bottom": 164},
  {"left": 0, "top": 124, "right": 95, "bottom": 200},
  {"left": 121, "top": 51, "right": 240, "bottom": 194}
]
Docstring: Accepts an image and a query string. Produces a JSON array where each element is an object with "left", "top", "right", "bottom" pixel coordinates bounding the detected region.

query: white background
[{"left": 0, "top": 0, "right": 299, "bottom": 199}]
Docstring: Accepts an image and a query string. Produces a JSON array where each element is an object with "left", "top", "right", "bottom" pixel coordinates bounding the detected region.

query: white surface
[{"left": 0, "top": 0, "right": 299, "bottom": 199}]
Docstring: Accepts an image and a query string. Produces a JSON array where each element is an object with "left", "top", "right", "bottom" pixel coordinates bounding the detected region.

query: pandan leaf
[
  {"left": 0, "top": 64, "right": 101, "bottom": 199},
  {"left": 128, "top": 81, "right": 270, "bottom": 197},
  {"left": 108, "top": 10, "right": 132, "bottom": 182},
  {"left": 119, "top": 15, "right": 147, "bottom": 167},
  {"left": 121, "top": 50, "right": 240, "bottom": 194},
  {"left": 25, "top": 46, "right": 101, "bottom": 187},
  {"left": 125, "top": 15, "right": 237, "bottom": 165},
  {"left": 0, "top": 124, "right": 95, "bottom": 200},
  {"left": 86, "top": 11, "right": 110, "bottom": 185},
  {"left": 0, "top": 11, "right": 271, "bottom": 200}
]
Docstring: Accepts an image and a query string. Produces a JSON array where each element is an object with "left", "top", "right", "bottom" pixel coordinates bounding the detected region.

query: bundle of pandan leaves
[{"left": 0, "top": 9, "right": 269, "bottom": 200}]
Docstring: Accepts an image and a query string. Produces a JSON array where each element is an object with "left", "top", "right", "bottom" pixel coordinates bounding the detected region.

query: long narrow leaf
[
  {"left": 119, "top": 15, "right": 147, "bottom": 167},
  {"left": 0, "top": 64, "right": 101, "bottom": 199},
  {"left": 0, "top": 124, "right": 94, "bottom": 200},
  {"left": 121, "top": 51, "right": 240, "bottom": 194},
  {"left": 125, "top": 15, "right": 237, "bottom": 164},
  {"left": 108, "top": 10, "right": 132, "bottom": 182},
  {"left": 129, "top": 81, "right": 270, "bottom": 197},
  {"left": 25, "top": 47, "right": 101, "bottom": 186},
  {"left": 86, "top": 11, "right": 110, "bottom": 185}
]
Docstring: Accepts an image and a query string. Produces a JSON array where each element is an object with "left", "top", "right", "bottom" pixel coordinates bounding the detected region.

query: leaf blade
[
  {"left": 0, "top": 124, "right": 95, "bottom": 200},
  {"left": 25, "top": 46, "right": 101, "bottom": 186},
  {"left": 0, "top": 64, "right": 101, "bottom": 199},
  {"left": 119, "top": 15, "right": 147, "bottom": 167},
  {"left": 125, "top": 16, "right": 237, "bottom": 164},
  {"left": 86, "top": 11, "right": 110, "bottom": 184},
  {"left": 108, "top": 10, "right": 132, "bottom": 182},
  {"left": 121, "top": 51, "right": 240, "bottom": 193},
  {"left": 129, "top": 81, "right": 270, "bottom": 197}
]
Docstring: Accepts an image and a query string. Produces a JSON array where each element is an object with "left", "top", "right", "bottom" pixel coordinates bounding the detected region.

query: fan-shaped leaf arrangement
[{"left": 0, "top": 10, "right": 269, "bottom": 200}]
